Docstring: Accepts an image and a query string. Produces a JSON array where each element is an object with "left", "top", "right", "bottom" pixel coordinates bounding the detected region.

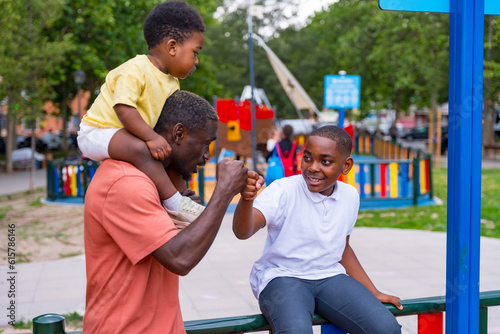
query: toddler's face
[{"left": 169, "top": 31, "right": 204, "bottom": 79}]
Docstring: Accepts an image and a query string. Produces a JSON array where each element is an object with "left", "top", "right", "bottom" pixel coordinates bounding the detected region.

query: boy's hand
[
  {"left": 241, "top": 171, "right": 264, "bottom": 201},
  {"left": 146, "top": 134, "right": 171, "bottom": 160},
  {"left": 376, "top": 292, "right": 403, "bottom": 310}
]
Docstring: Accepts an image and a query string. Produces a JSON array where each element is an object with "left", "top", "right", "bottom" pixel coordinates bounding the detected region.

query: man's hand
[
  {"left": 241, "top": 171, "right": 264, "bottom": 201},
  {"left": 146, "top": 134, "right": 171, "bottom": 160},
  {"left": 375, "top": 291, "right": 403, "bottom": 310},
  {"left": 216, "top": 159, "right": 248, "bottom": 197}
]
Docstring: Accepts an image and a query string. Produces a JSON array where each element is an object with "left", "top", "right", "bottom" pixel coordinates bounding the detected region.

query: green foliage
[
  {"left": 0, "top": 0, "right": 73, "bottom": 120},
  {"left": 356, "top": 168, "right": 500, "bottom": 239}
]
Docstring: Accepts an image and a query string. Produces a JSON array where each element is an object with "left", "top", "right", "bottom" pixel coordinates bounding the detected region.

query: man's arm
[
  {"left": 152, "top": 160, "right": 248, "bottom": 276},
  {"left": 340, "top": 236, "right": 403, "bottom": 310}
]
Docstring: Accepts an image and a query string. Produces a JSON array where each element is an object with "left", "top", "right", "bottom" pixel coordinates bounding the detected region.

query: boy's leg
[
  {"left": 108, "top": 129, "right": 177, "bottom": 200},
  {"left": 315, "top": 274, "right": 401, "bottom": 334},
  {"left": 258, "top": 277, "right": 315, "bottom": 334}
]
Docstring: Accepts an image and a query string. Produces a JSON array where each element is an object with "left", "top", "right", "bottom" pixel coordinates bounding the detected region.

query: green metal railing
[{"left": 33, "top": 290, "right": 500, "bottom": 334}]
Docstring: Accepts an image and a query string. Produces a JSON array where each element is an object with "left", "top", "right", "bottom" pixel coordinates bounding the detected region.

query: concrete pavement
[{"left": 1, "top": 166, "right": 499, "bottom": 333}]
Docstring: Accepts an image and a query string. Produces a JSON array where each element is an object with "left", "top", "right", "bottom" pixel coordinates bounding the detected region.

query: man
[{"left": 82, "top": 90, "right": 250, "bottom": 333}]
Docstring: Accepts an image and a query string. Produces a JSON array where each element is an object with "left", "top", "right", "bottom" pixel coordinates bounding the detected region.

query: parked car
[
  {"left": 40, "top": 132, "right": 63, "bottom": 150},
  {"left": 17, "top": 136, "right": 48, "bottom": 152},
  {"left": 401, "top": 125, "right": 448, "bottom": 141},
  {"left": 0, "top": 138, "right": 5, "bottom": 154},
  {"left": 12, "top": 148, "right": 45, "bottom": 169}
]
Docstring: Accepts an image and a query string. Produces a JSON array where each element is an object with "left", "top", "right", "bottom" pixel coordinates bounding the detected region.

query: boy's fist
[{"left": 241, "top": 170, "right": 264, "bottom": 201}]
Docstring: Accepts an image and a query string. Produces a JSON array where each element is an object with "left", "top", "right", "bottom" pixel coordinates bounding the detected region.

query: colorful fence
[
  {"left": 46, "top": 159, "right": 99, "bottom": 202},
  {"left": 350, "top": 135, "right": 433, "bottom": 205},
  {"left": 45, "top": 136, "right": 432, "bottom": 207}
]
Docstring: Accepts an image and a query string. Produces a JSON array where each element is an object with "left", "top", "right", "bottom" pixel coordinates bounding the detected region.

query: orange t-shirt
[{"left": 83, "top": 159, "right": 184, "bottom": 333}]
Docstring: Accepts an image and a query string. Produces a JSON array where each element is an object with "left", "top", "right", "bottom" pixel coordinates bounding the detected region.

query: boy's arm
[
  {"left": 114, "top": 103, "right": 170, "bottom": 160},
  {"left": 232, "top": 199, "right": 266, "bottom": 239},
  {"left": 340, "top": 236, "right": 403, "bottom": 310},
  {"left": 232, "top": 171, "right": 266, "bottom": 239}
]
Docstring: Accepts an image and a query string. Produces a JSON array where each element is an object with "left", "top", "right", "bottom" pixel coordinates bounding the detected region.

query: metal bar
[
  {"left": 446, "top": 0, "right": 484, "bottom": 332},
  {"left": 412, "top": 158, "right": 419, "bottom": 206},
  {"left": 247, "top": 14, "right": 258, "bottom": 172},
  {"left": 479, "top": 307, "right": 487, "bottom": 334}
]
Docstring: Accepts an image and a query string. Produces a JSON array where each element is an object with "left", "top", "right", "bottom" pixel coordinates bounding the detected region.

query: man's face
[{"left": 169, "top": 119, "right": 218, "bottom": 180}]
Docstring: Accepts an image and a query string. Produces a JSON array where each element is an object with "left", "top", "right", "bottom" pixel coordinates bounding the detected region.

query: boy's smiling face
[{"left": 300, "top": 135, "right": 353, "bottom": 196}]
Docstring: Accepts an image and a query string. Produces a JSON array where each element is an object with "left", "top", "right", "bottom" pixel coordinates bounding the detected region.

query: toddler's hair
[
  {"left": 310, "top": 125, "right": 352, "bottom": 156},
  {"left": 143, "top": 1, "right": 205, "bottom": 49},
  {"left": 154, "top": 91, "right": 218, "bottom": 134}
]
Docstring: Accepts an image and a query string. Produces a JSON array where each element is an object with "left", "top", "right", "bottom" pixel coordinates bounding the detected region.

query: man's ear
[
  {"left": 341, "top": 156, "right": 354, "bottom": 175},
  {"left": 172, "top": 123, "right": 186, "bottom": 144}
]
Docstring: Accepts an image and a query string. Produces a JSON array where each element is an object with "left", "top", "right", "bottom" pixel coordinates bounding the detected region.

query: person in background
[
  {"left": 265, "top": 126, "right": 280, "bottom": 162},
  {"left": 276, "top": 124, "right": 297, "bottom": 176}
]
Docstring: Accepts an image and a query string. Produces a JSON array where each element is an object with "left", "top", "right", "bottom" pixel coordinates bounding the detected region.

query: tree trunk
[
  {"left": 483, "top": 16, "right": 496, "bottom": 150},
  {"left": 5, "top": 102, "right": 17, "bottom": 173},
  {"left": 428, "top": 88, "right": 438, "bottom": 156}
]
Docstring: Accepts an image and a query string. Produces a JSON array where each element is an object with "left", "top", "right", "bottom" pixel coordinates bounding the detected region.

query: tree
[{"left": 0, "top": 0, "right": 72, "bottom": 178}]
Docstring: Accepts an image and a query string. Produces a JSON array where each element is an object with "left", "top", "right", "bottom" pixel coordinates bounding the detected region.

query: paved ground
[{"left": 1, "top": 163, "right": 499, "bottom": 333}]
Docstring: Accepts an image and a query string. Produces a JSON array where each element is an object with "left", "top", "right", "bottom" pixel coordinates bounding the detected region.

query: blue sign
[
  {"left": 379, "top": 0, "right": 500, "bottom": 15},
  {"left": 324, "top": 75, "right": 360, "bottom": 109}
]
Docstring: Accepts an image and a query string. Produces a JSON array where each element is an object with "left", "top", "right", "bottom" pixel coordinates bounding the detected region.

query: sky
[
  {"left": 295, "top": 0, "right": 338, "bottom": 26},
  {"left": 216, "top": 0, "right": 339, "bottom": 28}
]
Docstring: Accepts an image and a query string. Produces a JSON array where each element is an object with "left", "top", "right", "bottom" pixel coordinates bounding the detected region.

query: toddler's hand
[
  {"left": 241, "top": 170, "right": 264, "bottom": 201},
  {"left": 146, "top": 134, "right": 171, "bottom": 160}
]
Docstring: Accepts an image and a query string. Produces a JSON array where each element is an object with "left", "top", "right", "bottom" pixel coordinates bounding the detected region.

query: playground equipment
[
  {"left": 44, "top": 135, "right": 433, "bottom": 209},
  {"left": 215, "top": 97, "right": 275, "bottom": 158},
  {"left": 46, "top": 159, "right": 98, "bottom": 203}
]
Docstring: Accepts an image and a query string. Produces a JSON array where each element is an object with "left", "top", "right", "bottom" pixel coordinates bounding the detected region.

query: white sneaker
[{"left": 165, "top": 196, "right": 205, "bottom": 223}]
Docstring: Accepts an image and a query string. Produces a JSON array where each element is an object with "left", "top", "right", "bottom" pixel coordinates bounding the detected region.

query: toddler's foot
[{"left": 165, "top": 196, "right": 205, "bottom": 223}]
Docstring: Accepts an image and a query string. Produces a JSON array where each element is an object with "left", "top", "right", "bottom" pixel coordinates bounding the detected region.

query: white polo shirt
[{"left": 251, "top": 175, "right": 360, "bottom": 299}]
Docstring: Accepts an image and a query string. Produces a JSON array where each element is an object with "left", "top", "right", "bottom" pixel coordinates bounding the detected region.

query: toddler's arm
[
  {"left": 114, "top": 103, "right": 171, "bottom": 160},
  {"left": 340, "top": 236, "right": 403, "bottom": 310},
  {"left": 232, "top": 172, "right": 266, "bottom": 240}
]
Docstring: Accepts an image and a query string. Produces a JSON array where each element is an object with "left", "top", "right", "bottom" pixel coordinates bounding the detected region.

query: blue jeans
[{"left": 258, "top": 275, "right": 401, "bottom": 334}]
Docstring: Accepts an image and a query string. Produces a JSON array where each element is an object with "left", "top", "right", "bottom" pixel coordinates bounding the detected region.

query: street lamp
[
  {"left": 338, "top": 70, "right": 346, "bottom": 129},
  {"left": 73, "top": 69, "right": 86, "bottom": 130}
]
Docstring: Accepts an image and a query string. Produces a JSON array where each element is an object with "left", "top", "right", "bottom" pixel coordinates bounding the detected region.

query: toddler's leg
[
  {"left": 315, "top": 274, "right": 401, "bottom": 334},
  {"left": 108, "top": 129, "right": 204, "bottom": 223},
  {"left": 258, "top": 277, "right": 315, "bottom": 334}
]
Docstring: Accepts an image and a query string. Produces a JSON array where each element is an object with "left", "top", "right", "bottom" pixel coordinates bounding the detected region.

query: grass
[
  {"left": 356, "top": 168, "right": 500, "bottom": 238},
  {"left": 11, "top": 312, "right": 83, "bottom": 329}
]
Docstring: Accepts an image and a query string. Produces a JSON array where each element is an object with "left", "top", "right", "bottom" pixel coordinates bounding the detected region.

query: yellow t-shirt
[{"left": 82, "top": 55, "right": 179, "bottom": 128}]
